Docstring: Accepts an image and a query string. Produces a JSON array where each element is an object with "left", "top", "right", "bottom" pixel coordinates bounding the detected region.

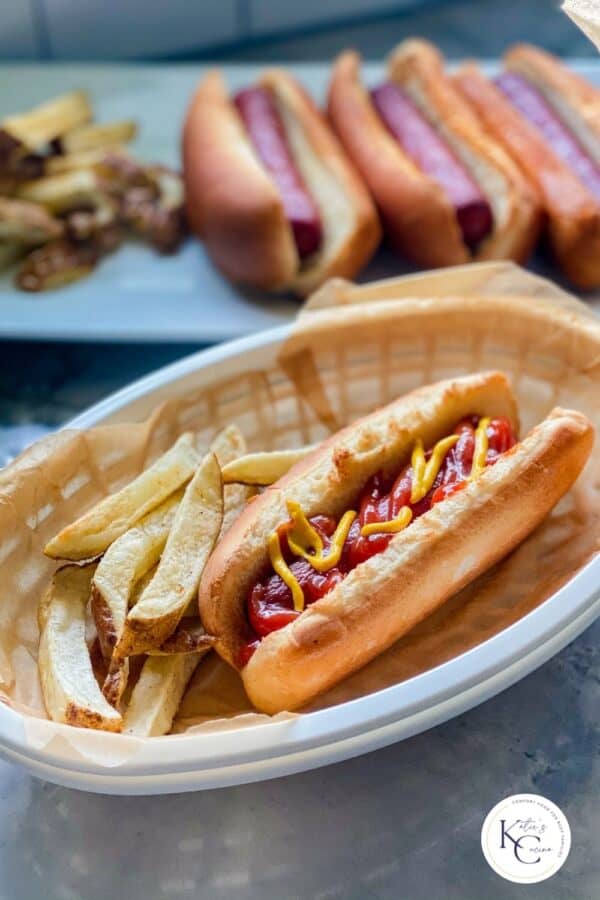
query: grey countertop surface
[
  {"left": 1, "top": 2, "right": 600, "bottom": 895},
  {"left": 0, "top": 619, "right": 598, "bottom": 899}
]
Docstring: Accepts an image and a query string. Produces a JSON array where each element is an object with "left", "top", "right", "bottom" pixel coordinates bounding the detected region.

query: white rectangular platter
[{"left": 0, "top": 60, "right": 599, "bottom": 342}]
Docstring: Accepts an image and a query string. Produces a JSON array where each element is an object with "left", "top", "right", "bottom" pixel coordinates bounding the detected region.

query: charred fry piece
[
  {"left": 44, "top": 432, "right": 200, "bottom": 560},
  {"left": 38, "top": 564, "right": 122, "bottom": 731},
  {"left": 146, "top": 619, "right": 214, "bottom": 656},
  {"left": 122, "top": 651, "right": 206, "bottom": 737},
  {"left": 16, "top": 239, "right": 98, "bottom": 292},
  {"left": 117, "top": 451, "right": 223, "bottom": 656},
  {"left": 0, "top": 196, "right": 63, "bottom": 244},
  {"left": 120, "top": 165, "right": 186, "bottom": 253},
  {"left": 2, "top": 91, "right": 92, "bottom": 149},
  {"left": 61, "top": 120, "right": 137, "bottom": 154},
  {"left": 221, "top": 445, "right": 316, "bottom": 486}
]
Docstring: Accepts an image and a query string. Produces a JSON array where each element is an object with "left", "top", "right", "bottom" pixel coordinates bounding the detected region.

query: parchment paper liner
[
  {"left": 563, "top": 0, "right": 600, "bottom": 53},
  {"left": 0, "top": 262, "right": 598, "bottom": 768}
]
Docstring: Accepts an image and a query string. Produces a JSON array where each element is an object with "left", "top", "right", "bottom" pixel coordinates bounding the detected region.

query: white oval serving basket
[{"left": 0, "top": 267, "right": 599, "bottom": 794}]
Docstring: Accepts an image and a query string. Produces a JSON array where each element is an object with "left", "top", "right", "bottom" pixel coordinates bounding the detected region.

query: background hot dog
[
  {"left": 370, "top": 81, "right": 493, "bottom": 247},
  {"left": 234, "top": 87, "right": 322, "bottom": 258},
  {"left": 183, "top": 42, "right": 600, "bottom": 292},
  {"left": 494, "top": 71, "right": 600, "bottom": 200},
  {"left": 453, "top": 48, "right": 600, "bottom": 289}
]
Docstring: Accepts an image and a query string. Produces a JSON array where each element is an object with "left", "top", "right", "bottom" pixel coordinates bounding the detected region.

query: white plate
[
  {"left": 0, "top": 326, "right": 598, "bottom": 794},
  {"left": 1, "top": 60, "right": 599, "bottom": 342}
]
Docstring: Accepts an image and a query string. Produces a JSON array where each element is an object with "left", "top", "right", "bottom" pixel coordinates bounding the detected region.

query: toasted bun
[
  {"left": 182, "top": 70, "right": 297, "bottom": 290},
  {"left": 453, "top": 61, "right": 600, "bottom": 289},
  {"left": 386, "top": 40, "right": 541, "bottom": 265},
  {"left": 241, "top": 406, "right": 593, "bottom": 713},
  {"left": 182, "top": 69, "right": 381, "bottom": 296},
  {"left": 200, "top": 371, "right": 518, "bottom": 671}
]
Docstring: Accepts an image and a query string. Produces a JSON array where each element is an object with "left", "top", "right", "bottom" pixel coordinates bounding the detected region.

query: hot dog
[
  {"left": 183, "top": 69, "right": 381, "bottom": 296},
  {"left": 199, "top": 372, "right": 593, "bottom": 714},
  {"left": 327, "top": 40, "right": 540, "bottom": 269},
  {"left": 494, "top": 72, "right": 600, "bottom": 201},
  {"left": 233, "top": 87, "right": 322, "bottom": 258},
  {"left": 370, "top": 82, "right": 493, "bottom": 247},
  {"left": 453, "top": 45, "right": 600, "bottom": 289}
]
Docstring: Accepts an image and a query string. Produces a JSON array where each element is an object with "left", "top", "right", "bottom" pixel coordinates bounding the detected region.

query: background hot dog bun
[
  {"left": 240, "top": 406, "right": 593, "bottom": 714},
  {"left": 200, "top": 371, "right": 518, "bottom": 671},
  {"left": 453, "top": 55, "right": 600, "bottom": 289},
  {"left": 504, "top": 44, "right": 600, "bottom": 159},
  {"left": 327, "top": 49, "right": 468, "bottom": 268},
  {"left": 327, "top": 40, "right": 540, "bottom": 269},
  {"left": 183, "top": 68, "right": 381, "bottom": 296}
]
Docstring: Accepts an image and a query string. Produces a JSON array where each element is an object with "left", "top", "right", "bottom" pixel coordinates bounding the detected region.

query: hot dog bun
[
  {"left": 200, "top": 372, "right": 593, "bottom": 714},
  {"left": 453, "top": 56, "right": 600, "bottom": 289},
  {"left": 240, "top": 405, "right": 592, "bottom": 714},
  {"left": 327, "top": 40, "right": 540, "bottom": 269},
  {"left": 183, "top": 69, "right": 381, "bottom": 296}
]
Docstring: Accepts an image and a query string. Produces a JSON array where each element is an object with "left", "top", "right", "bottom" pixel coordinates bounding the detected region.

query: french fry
[
  {"left": 221, "top": 445, "right": 316, "bottom": 486},
  {"left": 44, "top": 432, "right": 200, "bottom": 560},
  {"left": 3, "top": 91, "right": 92, "bottom": 149},
  {"left": 46, "top": 146, "right": 128, "bottom": 175},
  {"left": 92, "top": 491, "right": 183, "bottom": 659},
  {"left": 210, "top": 424, "right": 255, "bottom": 536},
  {"left": 0, "top": 196, "right": 63, "bottom": 244},
  {"left": 122, "top": 651, "right": 205, "bottom": 737},
  {"left": 93, "top": 492, "right": 183, "bottom": 708},
  {"left": 16, "top": 239, "right": 98, "bottom": 292},
  {"left": 38, "top": 564, "right": 122, "bottom": 731},
  {"left": 18, "top": 168, "right": 103, "bottom": 214},
  {"left": 61, "top": 120, "right": 137, "bottom": 153},
  {"left": 117, "top": 451, "right": 223, "bottom": 656}
]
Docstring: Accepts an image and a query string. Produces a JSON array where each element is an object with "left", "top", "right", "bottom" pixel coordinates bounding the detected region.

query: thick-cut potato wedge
[
  {"left": 210, "top": 424, "right": 255, "bottom": 536},
  {"left": 3, "top": 91, "right": 92, "bottom": 148},
  {"left": 45, "top": 432, "right": 200, "bottom": 561},
  {"left": 116, "top": 452, "right": 223, "bottom": 656},
  {"left": 122, "top": 651, "right": 205, "bottom": 737},
  {"left": 92, "top": 491, "right": 183, "bottom": 659},
  {"left": 221, "top": 445, "right": 316, "bottom": 486},
  {"left": 38, "top": 564, "right": 122, "bottom": 731},
  {"left": 61, "top": 120, "right": 137, "bottom": 153}
]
